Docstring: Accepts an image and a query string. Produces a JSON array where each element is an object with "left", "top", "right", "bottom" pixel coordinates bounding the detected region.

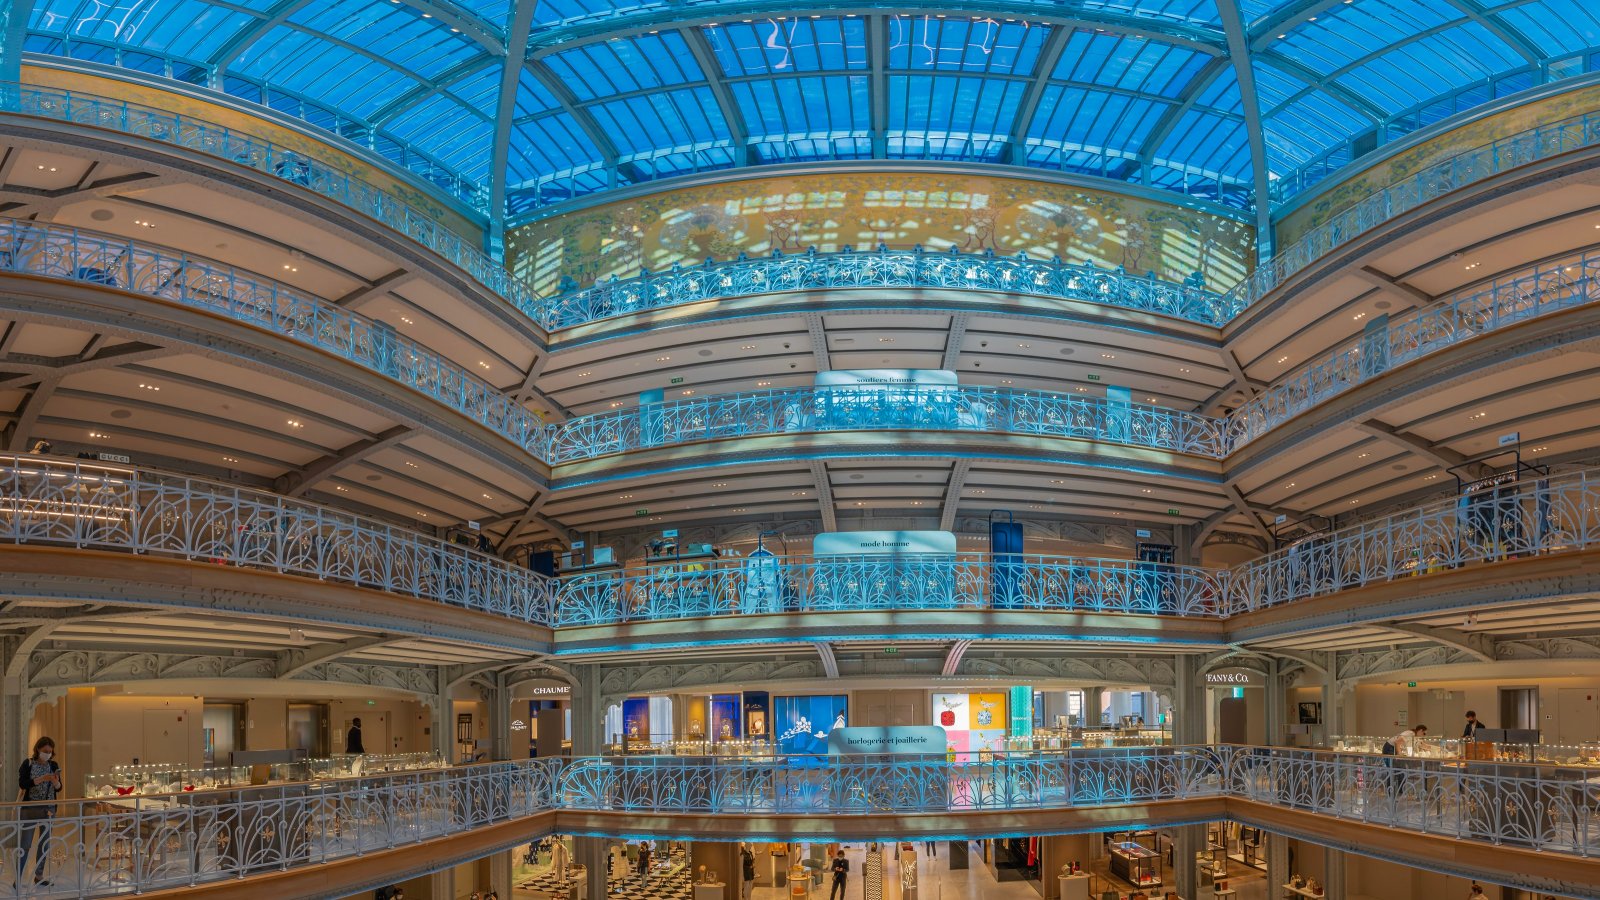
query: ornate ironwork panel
[{"left": 0, "top": 455, "right": 554, "bottom": 624}]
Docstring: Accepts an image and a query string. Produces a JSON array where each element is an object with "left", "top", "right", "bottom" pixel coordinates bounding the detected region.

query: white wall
[{"left": 1350, "top": 676, "right": 1600, "bottom": 742}]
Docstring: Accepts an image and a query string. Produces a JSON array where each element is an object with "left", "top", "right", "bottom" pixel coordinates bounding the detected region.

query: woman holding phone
[{"left": 15, "top": 736, "right": 62, "bottom": 888}]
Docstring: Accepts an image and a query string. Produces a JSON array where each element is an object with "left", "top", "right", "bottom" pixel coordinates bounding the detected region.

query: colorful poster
[{"left": 968, "top": 692, "right": 1008, "bottom": 753}]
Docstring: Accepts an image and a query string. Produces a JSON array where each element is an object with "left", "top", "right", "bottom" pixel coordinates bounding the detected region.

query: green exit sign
[
  {"left": 1167, "top": 508, "right": 1182, "bottom": 516},
  {"left": 1086, "top": 374, "right": 1101, "bottom": 382},
  {"left": 1407, "top": 681, "right": 1417, "bottom": 688},
  {"left": 883, "top": 647, "right": 899, "bottom": 655},
  {"left": 670, "top": 376, "right": 684, "bottom": 384},
  {"left": 634, "top": 508, "right": 649, "bottom": 516}
]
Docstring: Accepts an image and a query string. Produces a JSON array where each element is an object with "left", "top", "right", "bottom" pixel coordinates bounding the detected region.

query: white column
[
  {"left": 574, "top": 836, "right": 609, "bottom": 899},
  {"left": 569, "top": 664, "right": 604, "bottom": 757},
  {"left": 431, "top": 669, "right": 453, "bottom": 760},
  {"left": 2, "top": 637, "right": 27, "bottom": 784},
  {"left": 489, "top": 847, "right": 514, "bottom": 898},
  {"left": 1265, "top": 658, "right": 1288, "bottom": 746},
  {"left": 1266, "top": 832, "right": 1289, "bottom": 895},
  {"left": 485, "top": 673, "right": 512, "bottom": 761},
  {"left": 1322, "top": 847, "right": 1348, "bottom": 899}
]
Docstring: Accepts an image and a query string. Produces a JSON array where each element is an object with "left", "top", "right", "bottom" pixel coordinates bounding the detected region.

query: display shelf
[
  {"left": 1107, "top": 835, "right": 1162, "bottom": 888},
  {"left": 1283, "top": 883, "right": 1325, "bottom": 898}
]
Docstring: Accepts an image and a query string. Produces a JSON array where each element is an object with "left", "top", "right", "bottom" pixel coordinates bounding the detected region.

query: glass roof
[{"left": 19, "top": 0, "right": 1600, "bottom": 219}]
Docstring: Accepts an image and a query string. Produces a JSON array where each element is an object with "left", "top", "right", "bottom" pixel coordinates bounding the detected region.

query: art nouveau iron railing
[
  {"left": 556, "top": 468, "right": 1600, "bottom": 626},
  {"left": 0, "top": 455, "right": 554, "bottom": 624},
  {"left": 1227, "top": 466, "right": 1600, "bottom": 614},
  {"left": 4, "top": 748, "right": 1597, "bottom": 898},
  {"left": 1, "top": 452, "right": 1598, "bottom": 630},
  {"left": 552, "top": 552, "right": 1227, "bottom": 626},
  {"left": 1227, "top": 109, "right": 1600, "bottom": 310},
  {"left": 532, "top": 246, "right": 1235, "bottom": 330},
  {"left": 544, "top": 384, "right": 1229, "bottom": 463},
  {"left": 0, "top": 217, "right": 550, "bottom": 459},
  {"left": 0, "top": 82, "right": 542, "bottom": 319},
  {"left": 565, "top": 746, "right": 1600, "bottom": 857},
  {"left": 0, "top": 760, "right": 561, "bottom": 899},
  {"left": 1226, "top": 245, "right": 1600, "bottom": 449},
  {"left": 6, "top": 214, "right": 1596, "bottom": 472}
]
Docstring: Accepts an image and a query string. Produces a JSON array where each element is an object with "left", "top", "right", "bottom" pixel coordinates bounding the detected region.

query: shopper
[
  {"left": 1468, "top": 884, "right": 1486, "bottom": 898},
  {"left": 828, "top": 849, "right": 849, "bottom": 900},
  {"left": 924, "top": 840, "right": 936, "bottom": 857},
  {"left": 1463, "top": 710, "right": 1485, "bottom": 739},
  {"left": 1382, "top": 723, "right": 1426, "bottom": 756},
  {"left": 741, "top": 845, "right": 756, "bottom": 900},
  {"left": 637, "top": 840, "right": 651, "bottom": 883},
  {"left": 347, "top": 717, "right": 366, "bottom": 754},
  {"left": 15, "top": 736, "right": 61, "bottom": 888}
]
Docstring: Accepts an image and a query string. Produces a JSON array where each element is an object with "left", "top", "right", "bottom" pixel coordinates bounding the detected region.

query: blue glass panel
[
  {"left": 234, "top": 25, "right": 421, "bottom": 118},
  {"left": 886, "top": 16, "right": 1047, "bottom": 76},
  {"left": 704, "top": 17, "right": 868, "bottom": 76},
  {"left": 545, "top": 31, "right": 701, "bottom": 101},
  {"left": 531, "top": 0, "right": 671, "bottom": 27},
  {"left": 732, "top": 75, "right": 870, "bottom": 143},
  {"left": 590, "top": 87, "right": 730, "bottom": 156},
  {"left": 888, "top": 74, "right": 1026, "bottom": 154},
  {"left": 29, "top": 0, "right": 262, "bottom": 59},
  {"left": 1494, "top": 0, "right": 1600, "bottom": 54},
  {"left": 1053, "top": 31, "right": 1208, "bottom": 97},
  {"left": 509, "top": 113, "right": 604, "bottom": 182},
  {"left": 1028, "top": 85, "right": 1171, "bottom": 156}
]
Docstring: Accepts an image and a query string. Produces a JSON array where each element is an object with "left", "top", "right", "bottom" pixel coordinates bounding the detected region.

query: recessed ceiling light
[
  {"left": 656, "top": 356, "right": 670, "bottom": 361},
  {"left": 741, "top": 344, "right": 756, "bottom": 350},
  {"left": 878, "top": 338, "right": 893, "bottom": 343},
  {"left": 757, "top": 380, "right": 772, "bottom": 387},
  {"left": 1101, "top": 353, "right": 1114, "bottom": 359},
  {"left": 335, "top": 485, "right": 349, "bottom": 492},
  {"left": 1277, "top": 355, "right": 1290, "bottom": 363},
  {"left": 88, "top": 430, "right": 109, "bottom": 439},
  {"left": 137, "top": 383, "right": 160, "bottom": 391},
  {"left": 399, "top": 316, "right": 414, "bottom": 325},
  {"left": 404, "top": 461, "right": 418, "bottom": 469},
  {"left": 482, "top": 493, "right": 493, "bottom": 500},
  {"left": 287, "top": 419, "right": 303, "bottom": 428},
  {"left": 222, "top": 456, "right": 238, "bottom": 463},
  {"left": 1001, "top": 379, "right": 1013, "bottom": 385},
  {"left": 1352, "top": 312, "right": 1366, "bottom": 320},
  {"left": 577, "top": 371, "right": 591, "bottom": 378}
]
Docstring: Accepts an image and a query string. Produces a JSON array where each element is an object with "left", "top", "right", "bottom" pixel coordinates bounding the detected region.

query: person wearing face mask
[{"left": 15, "top": 737, "right": 62, "bottom": 888}]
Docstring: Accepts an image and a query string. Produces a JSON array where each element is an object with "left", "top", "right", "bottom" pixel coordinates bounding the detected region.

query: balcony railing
[
  {"left": 2, "top": 748, "right": 1593, "bottom": 898},
  {"left": 532, "top": 246, "right": 1235, "bottom": 330},
  {"left": 1228, "top": 109, "right": 1600, "bottom": 310},
  {"left": 559, "top": 746, "right": 1600, "bottom": 861},
  {"left": 0, "top": 82, "right": 544, "bottom": 320},
  {"left": 0, "top": 760, "right": 561, "bottom": 898},
  {"left": 0, "top": 455, "right": 554, "bottom": 625},
  {"left": 555, "top": 468, "right": 1600, "bottom": 627},
  {"left": 0, "top": 217, "right": 550, "bottom": 459},
  {"left": 545, "top": 384, "right": 1229, "bottom": 463},
  {"left": 2, "top": 455, "right": 1596, "bottom": 632},
  {"left": 1226, "top": 246, "right": 1600, "bottom": 449},
  {"left": 1227, "top": 466, "right": 1600, "bottom": 615},
  {"left": 553, "top": 552, "right": 1228, "bottom": 626}
]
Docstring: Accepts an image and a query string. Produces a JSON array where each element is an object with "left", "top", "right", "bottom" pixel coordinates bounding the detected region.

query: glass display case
[
  {"left": 1106, "top": 833, "right": 1161, "bottom": 887},
  {"left": 85, "top": 764, "right": 248, "bottom": 797},
  {"left": 1327, "top": 734, "right": 1600, "bottom": 765},
  {"left": 304, "top": 750, "right": 445, "bottom": 779}
]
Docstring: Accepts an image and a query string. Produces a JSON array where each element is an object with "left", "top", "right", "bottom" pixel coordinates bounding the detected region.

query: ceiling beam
[
  {"left": 680, "top": 27, "right": 749, "bottom": 165},
  {"left": 867, "top": 15, "right": 888, "bottom": 159},
  {"left": 941, "top": 639, "right": 973, "bottom": 677},
  {"left": 1223, "top": 482, "right": 1274, "bottom": 545},
  {"left": 496, "top": 489, "right": 554, "bottom": 555},
  {"left": 1354, "top": 418, "right": 1490, "bottom": 480},
  {"left": 1221, "top": 347, "right": 1266, "bottom": 397},
  {"left": 275, "top": 634, "right": 409, "bottom": 679},
  {"left": 806, "top": 312, "right": 831, "bottom": 372},
  {"left": 1139, "top": 57, "right": 1234, "bottom": 171},
  {"left": 816, "top": 642, "right": 839, "bottom": 679},
  {"left": 810, "top": 461, "right": 838, "bottom": 533},
  {"left": 502, "top": 353, "right": 571, "bottom": 421},
  {"left": 276, "top": 426, "right": 417, "bottom": 497},
  {"left": 939, "top": 459, "right": 972, "bottom": 532},
  {"left": 369, "top": 56, "right": 500, "bottom": 128},
  {"left": 1352, "top": 265, "right": 1435, "bottom": 310},
  {"left": 1215, "top": 0, "right": 1273, "bottom": 250},
  {"left": 1005, "top": 25, "right": 1071, "bottom": 165},
  {"left": 0, "top": 343, "right": 173, "bottom": 391},
  {"left": 335, "top": 268, "right": 413, "bottom": 310},
  {"left": 488, "top": 0, "right": 539, "bottom": 262},
  {"left": 524, "top": 59, "right": 621, "bottom": 170},
  {"left": 940, "top": 312, "right": 969, "bottom": 371},
  {"left": 4, "top": 378, "right": 58, "bottom": 451},
  {"left": 1438, "top": 0, "right": 1541, "bottom": 63},
  {"left": 1381, "top": 622, "right": 1495, "bottom": 663},
  {"left": 210, "top": 0, "right": 317, "bottom": 73}
]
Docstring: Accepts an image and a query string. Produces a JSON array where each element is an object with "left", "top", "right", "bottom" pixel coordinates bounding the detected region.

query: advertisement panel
[
  {"left": 827, "top": 726, "right": 947, "bottom": 756},
  {"left": 775, "top": 694, "right": 848, "bottom": 763}
]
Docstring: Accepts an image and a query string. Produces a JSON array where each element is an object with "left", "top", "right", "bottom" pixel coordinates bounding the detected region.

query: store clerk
[
  {"left": 1462, "top": 710, "right": 1486, "bottom": 740},
  {"left": 1383, "top": 723, "right": 1427, "bottom": 756}
]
